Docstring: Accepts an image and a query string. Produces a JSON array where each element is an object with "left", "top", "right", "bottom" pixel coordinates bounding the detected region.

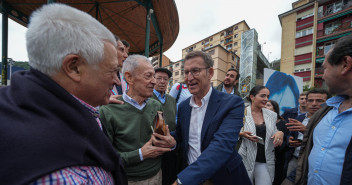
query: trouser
[
  {"left": 128, "top": 169, "right": 162, "bottom": 185},
  {"left": 286, "top": 157, "right": 298, "bottom": 177},
  {"left": 253, "top": 162, "right": 271, "bottom": 185}
]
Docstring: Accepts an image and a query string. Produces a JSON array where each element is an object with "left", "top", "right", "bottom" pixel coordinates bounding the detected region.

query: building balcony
[
  {"left": 224, "top": 40, "right": 233, "bottom": 45},
  {"left": 317, "top": 21, "right": 352, "bottom": 40},
  {"left": 315, "top": 67, "right": 324, "bottom": 78},
  {"left": 318, "top": 3, "right": 352, "bottom": 20}
]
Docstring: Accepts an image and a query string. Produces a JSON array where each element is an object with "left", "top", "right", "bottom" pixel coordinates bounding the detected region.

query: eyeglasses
[{"left": 184, "top": 67, "right": 209, "bottom": 77}]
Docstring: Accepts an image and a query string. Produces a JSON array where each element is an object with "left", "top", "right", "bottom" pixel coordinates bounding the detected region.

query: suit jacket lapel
[
  {"left": 182, "top": 100, "right": 192, "bottom": 151},
  {"left": 201, "top": 89, "right": 221, "bottom": 143}
]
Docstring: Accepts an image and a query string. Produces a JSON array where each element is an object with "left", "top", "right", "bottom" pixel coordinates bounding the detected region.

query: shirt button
[
  {"left": 321, "top": 148, "right": 325, "bottom": 151},
  {"left": 314, "top": 170, "right": 318, "bottom": 173},
  {"left": 332, "top": 126, "right": 336, "bottom": 129}
]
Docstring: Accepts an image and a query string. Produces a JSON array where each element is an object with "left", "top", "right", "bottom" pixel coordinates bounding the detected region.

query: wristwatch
[{"left": 176, "top": 178, "right": 182, "bottom": 185}]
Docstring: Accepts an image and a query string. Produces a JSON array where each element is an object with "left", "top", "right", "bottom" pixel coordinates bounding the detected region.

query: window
[
  {"left": 234, "top": 42, "right": 238, "bottom": 46},
  {"left": 202, "top": 41, "right": 204, "bottom": 45},
  {"left": 226, "top": 44, "right": 232, "bottom": 50},
  {"left": 194, "top": 45, "right": 196, "bottom": 48},
  {"left": 221, "top": 32, "right": 224, "bottom": 36},
  {"left": 325, "top": 21, "right": 341, "bottom": 35},
  {"left": 234, "top": 50, "right": 238, "bottom": 54},
  {"left": 324, "top": 41, "right": 336, "bottom": 54},
  {"left": 208, "top": 49, "right": 215, "bottom": 55},
  {"left": 234, "top": 26, "right": 238, "bottom": 30},
  {"left": 327, "top": 0, "right": 343, "bottom": 15},
  {"left": 210, "top": 37, "right": 213, "bottom": 41},
  {"left": 220, "top": 40, "right": 224, "bottom": 44},
  {"left": 225, "top": 38, "right": 232, "bottom": 44},
  {"left": 188, "top": 47, "right": 193, "bottom": 52},
  {"left": 175, "top": 71, "right": 179, "bottom": 76},
  {"left": 234, "top": 34, "right": 238, "bottom": 38},
  {"left": 296, "top": 28, "right": 313, "bottom": 38},
  {"left": 175, "top": 63, "right": 179, "bottom": 67}
]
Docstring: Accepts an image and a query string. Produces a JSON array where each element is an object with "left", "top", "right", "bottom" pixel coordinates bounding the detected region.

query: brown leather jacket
[{"left": 295, "top": 106, "right": 333, "bottom": 185}]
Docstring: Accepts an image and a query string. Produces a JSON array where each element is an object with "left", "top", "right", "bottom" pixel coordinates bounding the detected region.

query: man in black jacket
[{"left": 0, "top": 3, "right": 127, "bottom": 184}]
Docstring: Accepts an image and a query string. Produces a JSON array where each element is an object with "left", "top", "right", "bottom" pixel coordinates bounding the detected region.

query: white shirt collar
[{"left": 189, "top": 87, "right": 212, "bottom": 108}]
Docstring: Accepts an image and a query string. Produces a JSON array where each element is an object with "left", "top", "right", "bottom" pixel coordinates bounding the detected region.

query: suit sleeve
[{"left": 178, "top": 96, "right": 244, "bottom": 185}]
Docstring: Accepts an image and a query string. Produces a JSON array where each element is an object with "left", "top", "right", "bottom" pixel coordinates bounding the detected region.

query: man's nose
[{"left": 151, "top": 76, "right": 156, "bottom": 85}]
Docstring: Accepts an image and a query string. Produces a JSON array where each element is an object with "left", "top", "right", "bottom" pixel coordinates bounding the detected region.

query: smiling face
[
  {"left": 250, "top": 88, "right": 270, "bottom": 109},
  {"left": 130, "top": 60, "right": 156, "bottom": 99},
  {"left": 81, "top": 42, "right": 120, "bottom": 106},
  {"left": 184, "top": 56, "right": 213, "bottom": 100}
]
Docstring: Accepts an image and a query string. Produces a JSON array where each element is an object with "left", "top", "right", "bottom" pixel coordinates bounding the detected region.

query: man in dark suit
[
  {"left": 171, "top": 51, "right": 251, "bottom": 185},
  {"left": 281, "top": 92, "right": 307, "bottom": 122}
]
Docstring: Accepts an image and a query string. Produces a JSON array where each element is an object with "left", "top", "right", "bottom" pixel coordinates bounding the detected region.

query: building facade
[
  {"left": 279, "top": 0, "right": 352, "bottom": 88},
  {"left": 165, "top": 45, "right": 240, "bottom": 92},
  {"left": 165, "top": 20, "right": 248, "bottom": 90},
  {"left": 181, "top": 20, "right": 250, "bottom": 59}
]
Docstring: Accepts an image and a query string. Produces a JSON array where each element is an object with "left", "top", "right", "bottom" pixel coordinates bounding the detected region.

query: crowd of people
[{"left": 0, "top": 3, "right": 352, "bottom": 185}]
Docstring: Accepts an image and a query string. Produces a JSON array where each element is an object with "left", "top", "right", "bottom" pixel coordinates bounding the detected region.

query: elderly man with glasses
[
  {"left": 171, "top": 51, "right": 251, "bottom": 185},
  {"left": 151, "top": 68, "right": 179, "bottom": 185}
]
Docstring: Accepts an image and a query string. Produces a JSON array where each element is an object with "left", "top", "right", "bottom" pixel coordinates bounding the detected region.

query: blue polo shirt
[
  {"left": 308, "top": 96, "right": 352, "bottom": 185},
  {"left": 153, "top": 89, "right": 166, "bottom": 104}
]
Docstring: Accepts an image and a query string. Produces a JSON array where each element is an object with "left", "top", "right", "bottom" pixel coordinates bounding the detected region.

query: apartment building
[
  {"left": 151, "top": 54, "right": 171, "bottom": 68},
  {"left": 182, "top": 20, "right": 250, "bottom": 58},
  {"left": 165, "top": 45, "right": 240, "bottom": 92},
  {"left": 279, "top": 0, "right": 352, "bottom": 88}
]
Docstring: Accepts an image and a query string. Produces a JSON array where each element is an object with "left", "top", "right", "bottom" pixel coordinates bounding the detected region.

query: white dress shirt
[{"left": 187, "top": 87, "right": 212, "bottom": 165}]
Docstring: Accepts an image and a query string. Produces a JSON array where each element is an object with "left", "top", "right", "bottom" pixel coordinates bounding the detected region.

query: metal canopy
[
  {"left": 1, "top": 0, "right": 179, "bottom": 56},
  {"left": 1, "top": 0, "right": 179, "bottom": 85}
]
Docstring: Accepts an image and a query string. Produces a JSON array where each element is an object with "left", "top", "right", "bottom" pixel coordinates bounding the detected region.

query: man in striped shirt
[{"left": 0, "top": 3, "right": 127, "bottom": 185}]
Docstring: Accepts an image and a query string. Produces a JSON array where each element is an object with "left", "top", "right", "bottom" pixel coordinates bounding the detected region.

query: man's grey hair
[
  {"left": 184, "top": 51, "right": 214, "bottom": 68},
  {"left": 26, "top": 3, "right": 116, "bottom": 76},
  {"left": 122, "top": 55, "right": 151, "bottom": 77}
]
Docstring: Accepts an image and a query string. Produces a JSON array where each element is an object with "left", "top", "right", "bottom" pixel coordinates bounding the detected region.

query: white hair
[
  {"left": 122, "top": 55, "right": 151, "bottom": 77},
  {"left": 26, "top": 3, "right": 116, "bottom": 76}
]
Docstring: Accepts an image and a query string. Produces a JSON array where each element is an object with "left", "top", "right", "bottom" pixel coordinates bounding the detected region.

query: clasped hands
[{"left": 141, "top": 125, "right": 176, "bottom": 160}]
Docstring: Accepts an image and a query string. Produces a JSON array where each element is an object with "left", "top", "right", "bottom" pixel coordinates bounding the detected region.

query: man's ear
[
  {"left": 124, "top": 71, "right": 133, "bottom": 86},
  {"left": 341, "top": 56, "right": 352, "bottom": 75},
  {"left": 61, "top": 54, "right": 84, "bottom": 82},
  {"left": 208, "top": 67, "right": 214, "bottom": 79}
]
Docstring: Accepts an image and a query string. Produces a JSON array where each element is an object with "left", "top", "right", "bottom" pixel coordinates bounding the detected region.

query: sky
[{"left": 0, "top": 0, "right": 297, "bottom": 63}]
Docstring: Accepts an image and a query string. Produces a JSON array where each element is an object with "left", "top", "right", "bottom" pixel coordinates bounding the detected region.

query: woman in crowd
[
  {"left": 238, "top": 85, "right": 284, "bottom": 185},
  {"left": 265, "top": 100, "right": 290, "bottom": 185}
]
